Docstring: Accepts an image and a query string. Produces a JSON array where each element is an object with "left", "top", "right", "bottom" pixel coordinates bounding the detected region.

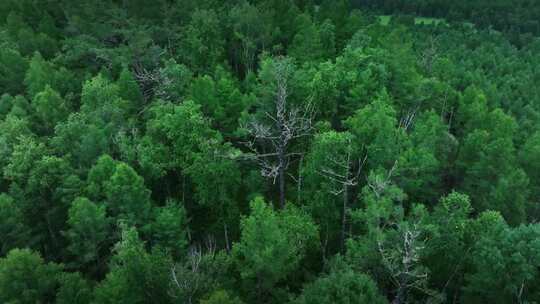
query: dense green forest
[{"left": 1, "top": 0, "right": 540, "bottom": 303}]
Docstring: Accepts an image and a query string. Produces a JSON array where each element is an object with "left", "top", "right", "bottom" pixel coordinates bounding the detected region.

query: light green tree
[
  {"left": 233, "top": 197, "right": 318, "bottom": 299},
  {"left": 93, "top": 226, "right": 172, "bottom": 304},
  {"left": 32, "top": 85, "right": 69, "bottom": 132}
]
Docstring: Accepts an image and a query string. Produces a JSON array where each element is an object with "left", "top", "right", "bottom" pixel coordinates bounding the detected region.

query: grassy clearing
[
  {"left": 378, "top": 15, "right": 448, "bottom": 26},
  {"left": 379, "top": 15, "right": 392, "bottom": 25},
  {"left": 415, "top": 17, "right": 447, "bottom": 25}
]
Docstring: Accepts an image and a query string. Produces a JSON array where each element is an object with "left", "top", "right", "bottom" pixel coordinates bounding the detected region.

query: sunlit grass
[
  {"left": 379, "top": 15, "right": 392, "bottom": 25},
  {"left": 378, "top": 15, "right": 448, "bottom": 26},
  {"left": 415, "top": 17, "right": 446, "bottom": 25}
]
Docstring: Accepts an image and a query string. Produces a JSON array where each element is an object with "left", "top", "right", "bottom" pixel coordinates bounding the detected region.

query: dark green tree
[
  {"left": 150, "top": 200, "right": 188, "bottom": 258},
  {"left": 32, "top": 85, "right": 70, "bottom": 132},
  {"left": 0, "top": 193, "right": 30, "bottom": 256},
  {"left": 295, "top": 265, "right": 387, "bottom": 304},
  {"left": 182, "top": 9, "right": 225, "bottom": 74},
  {"left": 0, "top": 249, "right": 62, "bottom": 304},
  {"left": 56, "top": 272, "right": 93, "bottom": 304},
  {"left": 64, "top": 197, "right": 111, "bottom": 270},
  {"left": 104, "top": 163, "right": 152, "bottom": 228},
  {"left": 116, "top": 66, "right": 144, "bottom": 115},
  {"left": 0, "top": 47, "right": 28, "bottom": 95}
]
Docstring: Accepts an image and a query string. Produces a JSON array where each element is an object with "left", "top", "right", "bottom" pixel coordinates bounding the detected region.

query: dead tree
[
  {"left": 170, "top": 246, "right": 204, "bottom": 304},
  {"left": 170, "top": 238, "right": 217, "bottom": 304},
  {"left": 419, "top": 35, "right": 439, "bottom": 75},
  {"left": 316, "top": 138, "right": 367, "bottom": 251},
  {"left": 361, "top": 161, "right": 439, "bottom": 303},
  {"left": 132, "top": 61, "right": 175, "bottom": 103},
  {"left": 243, "top": 56, "right": 313, "bottom": 209},
  {"left": 367, "top": 160, "right": 399, "bottom": 199},
  {"left": 378, "top": 223, "right": 440, "bottom": 304},
  {"left": 378, "top": 224, "right": 425, "bottom": 304}
]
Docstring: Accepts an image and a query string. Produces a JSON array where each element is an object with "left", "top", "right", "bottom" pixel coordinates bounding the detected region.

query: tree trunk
[
  {"left": 393, "top": 285, "right": 405, "bottom": 304},
  {"left": 278, "top": 161, "right": 286, "bottom": 209},
  {"left": 45, "top": 213, "right": 58, "bottom": 256},
  {"left": 341, "top": 183, "right": 348, "bottom": 252},
  {"left": 277, "top": 138, "right": 286, "bottom": 209},
  {"left": 223, "top": 222, "right": 230, "bottom": 253},
  {"left": 297, "top": 155, "right": 303, "bottom": 204},
  {"left": 182, "top": 174, "right": 186, "bottom": 203}
]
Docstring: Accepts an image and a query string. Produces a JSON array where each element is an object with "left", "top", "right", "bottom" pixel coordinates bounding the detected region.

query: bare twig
[{"left": 241, "top": 56, "right": 313, "bottom": 208}]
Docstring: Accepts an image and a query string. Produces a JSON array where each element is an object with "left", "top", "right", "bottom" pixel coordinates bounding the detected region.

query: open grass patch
[{"left": 378, "top": 15, "right": 448, "bottom": 26}]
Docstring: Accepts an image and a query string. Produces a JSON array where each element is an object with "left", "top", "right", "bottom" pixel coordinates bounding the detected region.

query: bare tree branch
[{"left": 241, "top": 56, "right": 313, "bottom": 208}]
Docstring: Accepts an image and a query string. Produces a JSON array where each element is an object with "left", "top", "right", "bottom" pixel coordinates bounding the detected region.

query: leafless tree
[
  {"left": 399, "top": 107, "right": 419, "bottom": 132},
  {"left": 378, "top": 224, "right": 428, "bottom": 304},
  {"left": 357, "top": 160, "right": 440, "bottom": 303},
  {"left": 170, "top": 238, "right": 217, "bottom": 304},
  {"left": 242, "top": 56, "right": 313, "bottom": 208},
  {"left": 132, "top": 61, "right": 173, "bottom": 102},
  {"left": 419, "top": 35, "right": 439, "bottom": 75},
  {"left": 377, "top": 222, "right": 442, "bottom": 304},
  {"left": 316, "top": 138, "right": 367, "bottom": 251},
  {"left": 367, "top": 160, "right": 399, "bottom": 199}
]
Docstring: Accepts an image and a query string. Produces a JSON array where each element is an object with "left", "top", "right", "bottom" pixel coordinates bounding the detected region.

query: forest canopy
[{"left": 1, "top": 0, "right": 540, "bottom": 303}]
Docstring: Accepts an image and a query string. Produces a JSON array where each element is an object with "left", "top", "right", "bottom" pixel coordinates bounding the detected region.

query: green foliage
[
  {"left": 464, "top": 223, "right": 540, "bottom": 303},
  {"left": 457, "top": 107, "right": 529, "bottom": 224},
  {"left": 0, "top": 249, "right": 61, "bottom": 304},
  {"left": 346, "top": 90, "right": 405, "bottom": 170},
  {"left": 189, "top": 69, "right": 246, "bottom": 135},
  {"left": 295, "top": 266, "right": 387, "bottom": 304},
  {"left": 80, "top": 74, "right": 127, "bottom": 121},
  {"left": 228, "top": 1, "right": 274, "bottom": 73},
  {"left": 182, "top": 9, "right": 225, "bottom": 74},
  {"left": 289, "top": 14, "right": 324, "bottom": 63},
  {"left": 3, "top": 137, "right": 82, "bottom": 257},
  {"left": 233, "top": 197, "right": 318, "bottom": 297},
  {"left": 1, "top": 1, "right": 540, "bottom": 303},
  {"left": 142, "top": 100, "right": 218, "bottom": 175},
  {"left": 65, "top": 197, "right": 111, "bottom": 268},
  {"left": 25, "top": 52, "right": 55, "bottom": 98},
  {"left": 151, "top": 200, "right": 188, "bottom": 258},
  {"left": 0, "top": 194, "right": 30, "bottom": 255},
  {"left": 104, "top": 163, "right": 152, "bottom": 228},
  {"left": 4, "top": 136, "right": 48, "bottom": 185},
  {"left": 51, "top": 113, "right": 111, "bottom": 168},
  {"left": 4, "top": 12, "right": 59, "bottom": 58},
  {"left": 116, "top": 67, "right": 144, "bottom": 114},
  {"left": 424, "top": 192, "right": 473, "bottom": 296},
  {"left": 397, "top": 111, "right": 454, "bottom": 203},
  {"left": 94, "top": 226, "right": 172, "bottom": 304},
  {"left": 348, "top": 171, "right": 407, "bottom": 272},
  {"left": 32, "top": 85, "right": 69, "bottom": 132},
  {"left": 201, "top": 290, "right": 245, "bottom": 304},
  {"left": 156, "top": 59, "right": 193, "bottom": 101},
  {"left": 302, "top": 130, "right": 356, "bottom": 251},
  {"left": 56, "top": 272, "right": 93, "bottom": 304},
  {"left": 520, "top": 131, "right": 540, "bottom": 218},
  {"left": 86, "top": 154, "right": 118, "bottom": 200},
  {"left": 0, "top": 47, "right": 28, "bottom": 95},
  {"left": 0, "top": 114, "right": 33, "bottom": 173}
]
